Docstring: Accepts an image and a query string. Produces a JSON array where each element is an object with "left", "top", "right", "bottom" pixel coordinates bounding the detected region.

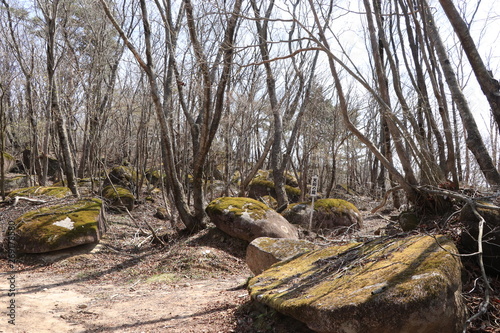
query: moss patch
[
  {"left": 206, "top": 197, "right": 271, "bottom": 220},
  {"left": 8, "top": 186, "right": 72, "bottom": 199},
  {"left": 249, "top": 235, "right": 461, "bottom": 315},
  {"left": 313, "top": 198, "right": 359, "bottom": 214},
  {"left": 14, "top": 198, "right": 103, "bottom": 253}
]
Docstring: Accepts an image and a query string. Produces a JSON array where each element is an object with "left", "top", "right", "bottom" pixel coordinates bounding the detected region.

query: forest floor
[{"left": 0, "top": 194, "right": 499, "bottom": 333}]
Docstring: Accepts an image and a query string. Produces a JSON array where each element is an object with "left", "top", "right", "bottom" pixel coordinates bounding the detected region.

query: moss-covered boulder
[
  {"left": 102, "top": 185, "right": 135, "bottom": 211},
  {"left": 282, "top": 198, "right": 363, "bottom": 234},
  {"left": 145, "top": 168, "right": 166, "bottom": 187},
  {"left": 459, "top": 201, "right": 500, "bottom": 274},
  {"left": 103, "top": 165, "right": 137, "bottom": 191},
  {"left": 248, "top": 170, "right": 301, "bottom": 203},
  {"left": 8, "top": 186, "right": 72, "bottom": 199},
  {"left": 248, "top": 235, "right": 465, "bottom": 333},
  {"left": 1, "top": 151, "right": 16, "bottom": 172},
  {"left": 246, "top": 237, "right": 319, "bottom": 275},
  {"left": 205, "top": 197, "right": 298, "bottom": 242},
  {"left": 6, "top": 198, "right": 105, "bottom": 253},
  {"left": 0, "top": 174, "right": 30, "bottom": 193}
]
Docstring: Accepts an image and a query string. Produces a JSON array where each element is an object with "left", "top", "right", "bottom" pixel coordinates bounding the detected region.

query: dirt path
[{"left": 1, "top": 270, "right": 250, "bottom": 333}]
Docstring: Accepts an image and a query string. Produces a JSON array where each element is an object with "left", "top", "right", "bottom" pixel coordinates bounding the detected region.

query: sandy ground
[{"left": 1, "top": 269, "right": 250, "bottom": 333}]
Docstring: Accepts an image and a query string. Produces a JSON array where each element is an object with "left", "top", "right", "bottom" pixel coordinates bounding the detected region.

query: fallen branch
[{"left": 0, "top": 196, "right": 47, "bottom": 206}]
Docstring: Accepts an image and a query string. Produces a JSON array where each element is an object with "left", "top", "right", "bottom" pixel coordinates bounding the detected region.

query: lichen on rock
[
  {"left": 206, "top": 197, "right": 298, "bottom": 242},
  {"left": 8, "top": 198, "right": 105, "bottom": 253},
  {"left": 282, "top": 198, "right": 363, "bottom": 234},
  {"left": 248, "top": 234, "right": 465, "bottom": 333}
]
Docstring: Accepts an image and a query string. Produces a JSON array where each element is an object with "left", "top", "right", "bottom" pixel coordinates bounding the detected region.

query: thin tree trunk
[
  {"left": 438, "top": 0, "right": 500, "bottom": 133},
  {"left": 43, "top": 0, "right": 79, "bottom": 196},
  {"left": 423, "top": 1, "right": 500, "bottom": 187},
  {"left": 250, "top": 0, "right": 288, "bottom": 207}
]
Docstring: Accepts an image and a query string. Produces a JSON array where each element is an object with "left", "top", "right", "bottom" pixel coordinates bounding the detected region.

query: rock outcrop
[
  {"left": 246, "top": 237, "right": 319, "bottom": 275},
  {"left": 206, "top": 197, "right": 298, "bottom": 242},
  {"left": 6, "top": 198, "right": 105, "bottom": 253},
  {"left": 248, "top": 234, "right": 465, "bottom": 333},
  {"left": 281, "top": 198, "right": 362, "bottom": 234}
]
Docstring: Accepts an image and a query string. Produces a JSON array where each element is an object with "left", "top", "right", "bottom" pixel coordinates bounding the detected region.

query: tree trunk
[
  {"left": 438, "top": 0, "right": 500, "bottom": 133},
  {"left": 43, "top": 0, "right": 79, "bottom": 197},
  {"left": 424, "top": 1, "right": 500, "bottom": 187}
]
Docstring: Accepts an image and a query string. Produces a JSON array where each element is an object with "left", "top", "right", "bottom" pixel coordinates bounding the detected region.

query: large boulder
[
  {"left": 459, "top": 201, "right": 500, "bottom": 274},
  {"left": 0, "top": 174, "right": 30, "bottom": 193},
  {"left": 246, "top": 237, "right": 319, "bottom": 275},
  {"left": 248, "top": 235, "right": 465, "bottom": 333},
  {"left": 1, "top": 152, "right": 16, "bottom": 172},
  {"left": 103, "top": 165, "right": 137, "bottom": 192},
  {"left": 281, "top": 198, "right": 362, "bottom": 234},
  {"left": 8, "top": 186, "right": 72, "bottom": 199},
  {"left": 102, "top": 185, "right": 135, "bottom": 211},
  {"left": 5, "top": 198, "right": 105, "bottom": 253},
  {"left": 205, "top": 197, "right": 298, "bottom": 242},
  {"left": 248, "top": 170, "right": 301, "bottom": 203}
]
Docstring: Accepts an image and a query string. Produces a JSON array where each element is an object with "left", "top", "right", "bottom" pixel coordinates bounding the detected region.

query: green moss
[
  {"left": 250, "top": 178, "right": 275, "bottom": 189},
  {"left": 313, "top": 198, "right": 359, "bottom": 213},
  {"left": 102, "top": 185, "right": 134, "bottom": 200},
  {"left": 15, "top": 199, "right": 102, "bottom": 251},
  {"left": 206, "top": 197, "right": 271, "bottom": 220},
  {"left": 2, "top": 152, "right": 14, "bottom": 160},
  {"left": 285, "top": 185, "right": 301, "bottom": 197},
  {"left": 249, "top": 235, "right": 460, "bottom": 313},
  {"left": 8, "top": 186, "right": 72, "bottom": 199}
]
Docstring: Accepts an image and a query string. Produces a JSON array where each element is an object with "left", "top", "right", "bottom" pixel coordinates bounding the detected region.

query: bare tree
[
  {"left": 99, "top": 0, "right": 243, "bottom": 231},
  {"left": 422, "top": 0, "right": 500, "bottom": 187},
  {"left": 438, "top": 0, "right": 500, "bottom": 133},
  {"left": 38, "top": 0, "right": 79, "bottom": 196}
]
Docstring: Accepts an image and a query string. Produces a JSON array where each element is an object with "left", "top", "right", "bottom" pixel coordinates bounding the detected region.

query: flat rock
[
  {"left": 5, "top": 198, "right": 105, "bottom": 253},
  {"left": 248, "top": 235, "right": 465, "bottom": 333},
  {"left": 246, "top": 237, "right": 319, "bottom": 275},
  {"left": 206, "top": 197, "right": 298, "bottom": 242}
]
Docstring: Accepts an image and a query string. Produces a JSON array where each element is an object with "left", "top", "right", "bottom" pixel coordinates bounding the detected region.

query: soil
[{"left": 0, "top": 193, "right": 498, "bottom": 333}]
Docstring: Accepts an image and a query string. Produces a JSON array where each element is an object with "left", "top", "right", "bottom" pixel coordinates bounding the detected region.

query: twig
[{"left": 463, "top": 202, "right": 492, "bottom": 332}]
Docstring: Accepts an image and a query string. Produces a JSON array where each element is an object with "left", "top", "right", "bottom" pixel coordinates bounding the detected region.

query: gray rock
[
  {"left": 248, "top": 235, "right": 465, "bottom": 333},
  {"left": 460, "top": 201, "right": 500, "bottom": 274},
  {"left": 5, "top": 198, "right": 105, "bottom": 253},
  {"left": 206, "top": 197, "right": 298, "bottom": 242},
  {"left": 246, "top": 237, "right": 319, "bottom": 275},
  {"left": 282, "top": 198, "right": 362, "bottom": 234}
]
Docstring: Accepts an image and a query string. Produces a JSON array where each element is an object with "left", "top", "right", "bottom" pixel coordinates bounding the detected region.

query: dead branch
[
  {"left": 371, "top": 186, "right": 402, "bottom": 213},
  {"left": 463, "top": 201, "right": 492, "bottom": 332},
  {"left": 1, "top": 196, "right": 47, "bottom": 207}
]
